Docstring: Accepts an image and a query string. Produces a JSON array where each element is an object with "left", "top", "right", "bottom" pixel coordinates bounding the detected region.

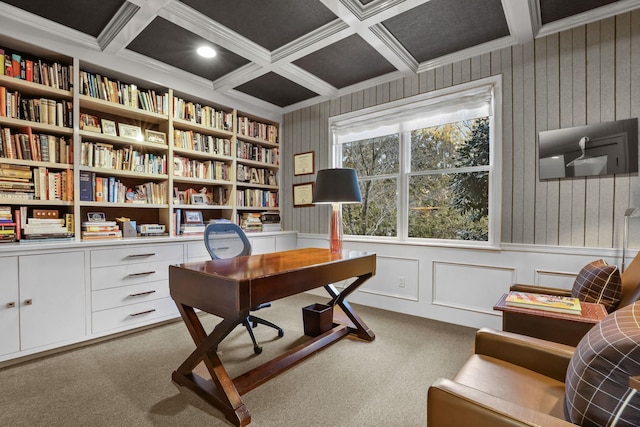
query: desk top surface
[{"left": 173, "top": 247, "right": 375, "bottom": 281}]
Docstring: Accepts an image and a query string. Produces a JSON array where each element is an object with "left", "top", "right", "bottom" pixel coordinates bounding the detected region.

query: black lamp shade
[{"left": 312, "top": 168, "right": 362, "bottom": 204}]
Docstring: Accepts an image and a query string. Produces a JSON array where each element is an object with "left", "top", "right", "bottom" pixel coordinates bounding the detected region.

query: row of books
[
  {"left": 79, "top": 171, "right": 167, "bottom": 204},
  {"left": 0, "top": 205, "right": 16, "bottom": 242},
  {"left": 236, "top": 188, "right": 279, "bottom": 208},
  {"left": 173, "top": 129, "right": 231, "bottom": 156},
  {"left": 237, "top": 165, "right": 277, "bottom": 186},
  {"left": 236, "top": 141, "right": 279, "bottom": 165},
  {"left": 80, "top": 141, "right": 167, "bottom": 174},
  {"left": 33, "top": 167, "right": 73, "bottom": 201},
  {"left": 0, "top": 126, "right": 72, "bottom": 163},
  {"left": 0, "top": 89, "right": 73, "bottom": 127},
  {"left": 80, "top": 70, "right": 168, "bottom": 114},
  {"left": 172, "top": 97, "right": 232, "bottom": 130},
  {"left": 0, "top": 47, "right": 73, "bottom": 91},
  {"left": 237, "top": 116, "right": 278, "bottom": 143},
  {"left": 173, "top": 156, "right": 230, "bottom": 181}
]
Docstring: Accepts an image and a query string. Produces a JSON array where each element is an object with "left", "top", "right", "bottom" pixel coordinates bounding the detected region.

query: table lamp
[{"left": 312, "top": 168, "right": 362, "bottom": 254}]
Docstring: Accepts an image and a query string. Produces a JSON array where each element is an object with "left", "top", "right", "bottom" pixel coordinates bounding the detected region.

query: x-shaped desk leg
[
  {"left": 172, "top": 303, "right": 251, "bottom": 426},
  {"left": 325, "top": 272, "right": 375, "bottom": 341}
]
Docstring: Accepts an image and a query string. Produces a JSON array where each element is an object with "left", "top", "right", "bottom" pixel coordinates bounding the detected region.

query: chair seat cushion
[
  {"left": 454, "top": 354, "right": 566, "bottom": 419},
  {"left": 564, "top": 302, "right": 640, "bottom": 426},
  {"left": 571, "top": 259, "right": 622, "bottom": 312}
]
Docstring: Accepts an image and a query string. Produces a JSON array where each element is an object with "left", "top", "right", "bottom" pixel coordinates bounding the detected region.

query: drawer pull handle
[
  {"left": 126, "top": 253, "right": 155, "bottom": 258},
  {"left": 129, "top": 290, "right": 157, "bottom": 297},
  {"left": 7, "top": 301, "right": 16, "bottom": 308},
  {"left": 127, "top": 271, "right": 156, "bottom": 277},
  {"left": 24, "top": 299, "right": 33, "bottom": 305},
  {"left": 129, "top": 309, "right": 156, "bottom": 317}
]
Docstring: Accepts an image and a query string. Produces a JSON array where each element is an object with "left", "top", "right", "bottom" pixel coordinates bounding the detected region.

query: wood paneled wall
[{"left": 282, "top": 11, "right": 640, "bottom": 249}]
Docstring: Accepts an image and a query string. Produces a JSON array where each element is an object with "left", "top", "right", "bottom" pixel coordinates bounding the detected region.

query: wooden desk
[
  {"left": 169, "top": 248, "right": 376, "bottom": 426},
  {"left": 493, "top": 293, "right": 608, "bottom": 346}
]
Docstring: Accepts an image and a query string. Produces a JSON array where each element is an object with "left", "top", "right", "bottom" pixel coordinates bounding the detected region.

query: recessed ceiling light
[{"left": 197, "top": 46, "right": 216, "bottom": 58}]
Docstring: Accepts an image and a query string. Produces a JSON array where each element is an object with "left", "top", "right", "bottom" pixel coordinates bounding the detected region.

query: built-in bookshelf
[{"left": 0, "top": 42, "right": 280, "bottom": 241}]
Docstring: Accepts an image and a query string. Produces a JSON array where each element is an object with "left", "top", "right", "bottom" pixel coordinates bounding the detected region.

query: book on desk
[{"left": 505, "top": 291, "right": 582, "bottom": 315}]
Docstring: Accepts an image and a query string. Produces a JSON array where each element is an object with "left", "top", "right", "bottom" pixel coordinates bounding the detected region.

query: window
[{"left": 330, "top": 76, "right": 501, "bottom": 246}]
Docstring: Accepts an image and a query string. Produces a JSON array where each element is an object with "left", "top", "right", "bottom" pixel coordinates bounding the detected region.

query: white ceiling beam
[{"left": 502, "top": 0, "right": 536, "bottom": 42}]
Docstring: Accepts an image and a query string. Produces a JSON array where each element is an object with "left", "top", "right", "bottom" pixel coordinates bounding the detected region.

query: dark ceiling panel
[
  {"left": 1, "top": 0, "right": 127, "bottom": 38},
  {"left": 539, "top": 0, "right": 619, "bottom": 24},
  {"left": 234, "top": 72, "right": 318, "bottom": 108},
  {"left": 293, "top": 34, "right": 396, "bottom": 89},
  {"left": 383, "top": 0, "right": 510, "bottom": 63},
  {"left": 180, "top": 0, "right": 337, "bottom": 51},
  {"left": 126, "top": 17, "right": 250, "bottom": 82}
]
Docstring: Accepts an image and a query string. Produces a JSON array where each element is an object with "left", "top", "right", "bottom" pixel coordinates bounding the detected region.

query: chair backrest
[
  {"left": 620, "top": 251, "right": 640, "bottom": 308},
  {"left": 204, "top": 223, "right": 251, "bottom": 260}
]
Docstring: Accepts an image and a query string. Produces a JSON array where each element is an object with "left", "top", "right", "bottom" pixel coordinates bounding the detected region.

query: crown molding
[
  {"left": 537, "top": 0, "right": 640, "bottom": 38},
  {"left": 416, "top": 35, "right": 517, "bottom": 74},
  {"left": 272, "top": 20, "right": 351, "bottom": 63},
  {"left": 368, "top": 24, "right": 418, "bottom": 74},
  {"left": 97, "top": 2, "right": 141, "bottom": 50}
]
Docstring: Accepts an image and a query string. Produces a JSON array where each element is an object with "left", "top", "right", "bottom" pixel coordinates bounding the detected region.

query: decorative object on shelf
[
  {"left": 144, "top": 129, "right": 166, "bottom": 144},
  {"left": 80, "top": 113, "right": 101, "bottom": 133},
  {"left": 183, "top": 210, "right": 203, "bottom": 224},
  {"left": 312, "top": 168, "right": 362, "bottom": 254},
  {"left": 294, "top": 151, "right": 314, "bottom": 176},
  {"left": 191, "top": 194, "right": 206, "bottom": 205},
  {"left": 118, "top": 123, "right": 143, "bottom": 141},
  {"left": 101, "top": 119, "right": 117, "bottom": 136},
  {"left": 293, "top": 182, "right": 314, "bottom": 208}
]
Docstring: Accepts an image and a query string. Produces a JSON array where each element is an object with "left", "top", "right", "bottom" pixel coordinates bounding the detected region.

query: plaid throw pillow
[
  {"left": 564, "top": 302, "right": 640, "bottom": 426},
  {"left": 571, "top": 259, "right": 622, "bottom": 312}
]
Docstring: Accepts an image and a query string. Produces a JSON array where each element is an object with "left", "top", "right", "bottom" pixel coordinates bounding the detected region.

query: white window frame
[{"left": 329, "top": 75, "right": 502, "bottom": 248}]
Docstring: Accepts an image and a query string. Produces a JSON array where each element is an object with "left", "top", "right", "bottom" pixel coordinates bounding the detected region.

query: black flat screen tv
[{"left": 538, "top": 118, "right": 638, "bottom": 180}]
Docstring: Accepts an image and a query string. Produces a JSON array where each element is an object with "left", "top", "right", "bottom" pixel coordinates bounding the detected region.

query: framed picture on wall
[
  {"left": 293, "top": 182, "right": 314, "bottom": 207},
  {"left": 294, "top": 151, "right": 314, "bottom": 176}
]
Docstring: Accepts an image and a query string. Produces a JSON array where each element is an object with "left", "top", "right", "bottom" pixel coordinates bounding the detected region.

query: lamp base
[{"left": 329, "top": 203, "right": 342, "bottom": 254}]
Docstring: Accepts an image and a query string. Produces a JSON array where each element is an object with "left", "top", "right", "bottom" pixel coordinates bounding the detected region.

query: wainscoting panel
[
  {"left": 534, "top": 269, "right": 577, "bottom": 289},
  {"left": 432, "top": 261, "right": 516, "bottom": 314},
  {"left": 359, "top": 256, "right": 419, "bottom": 301}
]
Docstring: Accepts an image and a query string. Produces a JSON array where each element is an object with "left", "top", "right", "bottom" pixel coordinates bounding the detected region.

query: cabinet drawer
[
  {"left": 92, "top": 280, "right": 170, "bottom": 312},
  {"left": 92, "top": 298, "right": 178, "bottom": 334},
  {"left": 91, "top": 244, "right": 183, "bottom": 268},
  {"left": 91, "top": 259, "right": 180, "bottom": 291},
  {"left": 187, "top": 241, "right": 209, "bottom": 260}
]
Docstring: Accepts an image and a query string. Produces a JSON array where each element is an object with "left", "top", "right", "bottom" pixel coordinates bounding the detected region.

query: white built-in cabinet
[
  {"left": 0, "top": 251, "right": 85, "bottom": 357},
  {"left": 0, "top": 231, "right": 297, "bottom": 364}
]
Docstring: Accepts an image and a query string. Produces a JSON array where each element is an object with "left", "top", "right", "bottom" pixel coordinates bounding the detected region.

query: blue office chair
[{"left": 204, "top": 222, "right": 283, "bottom": 354}]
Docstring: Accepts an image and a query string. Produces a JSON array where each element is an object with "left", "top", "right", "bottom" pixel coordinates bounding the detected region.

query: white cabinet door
[
  {"left": 19, "top": 251, "right": 86, "bottom": 350},
  {"left": 0, "top": 256, "right": 19, "bottom": 356}
]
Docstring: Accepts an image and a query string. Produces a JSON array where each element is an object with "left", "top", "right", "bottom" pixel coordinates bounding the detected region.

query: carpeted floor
[{"left": 0, "top": 293, "right": 477, "bottom": 426}]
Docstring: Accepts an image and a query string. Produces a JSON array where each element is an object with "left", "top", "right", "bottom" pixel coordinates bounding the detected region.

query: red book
[
  {"left": 25, "top": 59, "right": 33, "bottom": 82},
  {"left": 14, "top": 209, "right": 21, "bottom": 241}
]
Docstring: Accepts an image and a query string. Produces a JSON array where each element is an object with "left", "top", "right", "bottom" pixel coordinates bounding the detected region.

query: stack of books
[
  {"left": 260, "top": 212, "right": 281, "bottom": 232},
  {"left": 240, "top": 212, "right": 262, "bottom": 232},
  {"left": 0, "top": 205, "right": 16, "bottom": 243},
  {"left": 180, "top": 223, "right": 205, "bottom": 235},
  {"left": 81, "top": 220, "right": 122, "bottom": 240},
  {"left": 505, "top": 291, "right": 582, "bottom": 315},
  {"left": 0, "top": 164, "right": 34, "bottom": 200},
  {"left": 23, "top": 215, "right": 73, "bottom": 241}
]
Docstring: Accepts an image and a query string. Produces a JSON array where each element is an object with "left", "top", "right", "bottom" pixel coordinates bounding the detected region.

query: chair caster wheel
[
  {"left": 278, "top": 329, "right": 284, "bottom": 337},
  {"left": 254, "top": 345, "right": 262, "bottom": 354}
]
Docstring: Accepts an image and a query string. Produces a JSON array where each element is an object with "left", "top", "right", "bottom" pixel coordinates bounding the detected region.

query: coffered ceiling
[{"left": 0, "top": 0, "right": 637, "bottom": 116}]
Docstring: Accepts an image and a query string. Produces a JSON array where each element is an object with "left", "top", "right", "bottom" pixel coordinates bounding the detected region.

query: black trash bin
[{"left": 302, "top": 303, "right": 333, "bottom": 337}]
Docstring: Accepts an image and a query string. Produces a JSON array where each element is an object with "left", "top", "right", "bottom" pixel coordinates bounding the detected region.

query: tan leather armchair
[
  {"left": 428, "top": 328, "right": 574, "bottom": 426},
  {"left": 427, "top": 328, "right": 640, "bottom": 426}
]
